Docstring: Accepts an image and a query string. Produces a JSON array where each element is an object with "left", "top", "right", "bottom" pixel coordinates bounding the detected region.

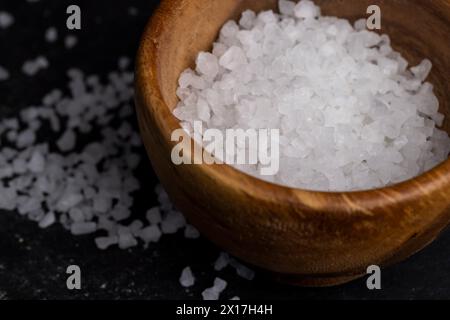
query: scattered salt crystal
[
  {"left": 179, "top": 267, "right": 195, "bottom": 288},
  {"left": 22, "top": 56, "right": 49, "bottom": 76},
  {"left": 45, "top": 27, "right": 58, "bottom": 42},
  {"left": 65, "top": 35, "right": 78, "bottom": 49},
  {"left": 202, "top": 278, "right": 227, "bottom": 301},
  {"left": 214, "top": 252, "right": 230, "bottom": 271},
  {"left": 0, "top": 11, "right": 14, "bottom": 29},
  {"left": 0, "top": 66, "right": 10, "bottom": 81}
]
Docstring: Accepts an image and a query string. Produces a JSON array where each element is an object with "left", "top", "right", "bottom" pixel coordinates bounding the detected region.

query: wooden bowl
[{"left": 135, "top": 0, "right": 450, "bottom": 286}]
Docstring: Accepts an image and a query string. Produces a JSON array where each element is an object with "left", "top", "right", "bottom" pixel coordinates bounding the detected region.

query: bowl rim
[{"left": 135, "top": 0, "right": 450, "bottom": 211}]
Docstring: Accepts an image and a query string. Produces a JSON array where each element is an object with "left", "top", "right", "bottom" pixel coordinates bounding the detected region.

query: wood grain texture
[{"left": 135, "top": 0, "right": 450, "bottom": 286}]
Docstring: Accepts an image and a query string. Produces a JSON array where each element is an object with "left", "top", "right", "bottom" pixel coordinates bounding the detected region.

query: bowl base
[{"left": 272, "top": 272, "right": 364, "bottom": 287}]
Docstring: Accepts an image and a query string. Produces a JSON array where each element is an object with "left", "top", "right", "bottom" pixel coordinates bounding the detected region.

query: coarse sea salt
[
  {"left": 179, "top": 266, "right": 195, "bottom": 288},
  {"left": 173, "top": 0, "right": 450, "bottom": 192},
  {"left": 0, "top": 11, "right": 14, "bottom": 29},
  {"left": 0, "top": 59, "right": 200, "bottom": 252},
  {"left": 22, "top": 56, "right": 49, "bottom": 76},
  {"left": 45, "top": 27, "right": 58, "bottom": 43},
  {"left": 0, "top": 66, "right": 10, "bottom": 81},
  {"left": 202, "top": 277, "right": 228, "bottom": 300}
]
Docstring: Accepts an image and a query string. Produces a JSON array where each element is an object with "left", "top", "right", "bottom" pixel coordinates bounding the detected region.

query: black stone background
[{"left": 0, "top": 0, "right": 449, "bottom": 300}]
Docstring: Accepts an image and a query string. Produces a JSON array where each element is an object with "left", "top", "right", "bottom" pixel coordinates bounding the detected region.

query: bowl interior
[{"left": 156, "top": 0, "right": 450, "bottom": 135}]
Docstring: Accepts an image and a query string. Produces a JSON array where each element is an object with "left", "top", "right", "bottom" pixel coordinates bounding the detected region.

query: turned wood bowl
[{"left": 135, "top": 0, "right": 450, "bottom": 286}]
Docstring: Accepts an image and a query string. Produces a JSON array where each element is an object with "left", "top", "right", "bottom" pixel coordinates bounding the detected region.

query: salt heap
[
  {"left": 173, "top": 0, "right": 450, "bottom": 191},
  {"left": 0, "top": 59, "right": 198, "bottom": 250}
]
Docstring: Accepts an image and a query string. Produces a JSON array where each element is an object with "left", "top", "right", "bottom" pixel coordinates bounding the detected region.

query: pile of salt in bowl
[{"left": 174, "top": 0, "right": 450, "bottom": 191}]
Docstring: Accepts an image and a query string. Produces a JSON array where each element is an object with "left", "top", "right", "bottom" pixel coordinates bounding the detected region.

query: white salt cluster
[
  {"left": 22, "top": 56, "right": 49, "bottom": 76},
  {"left": 174, "top": 0, "right": 450, "bottom": 191},
  {"left": 202, "top": 277, "right": 228, "bottom": 300},
  {"left": 0, "top": 60, "right": 201, "bottom": 251}
]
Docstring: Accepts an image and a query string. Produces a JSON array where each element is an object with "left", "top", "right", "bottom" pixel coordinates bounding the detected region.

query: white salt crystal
[
  {"left": 161, "top": 210, "right": 186, "bottom": 234},
  {"left": 129, "top": 220, "right": 144, "bottom": 235},
  {"left": 111, "top": 205, "right": 131, "bottom": 221},
  {"left": 12, "top": 158, "right": 27, "bottom": 174},
  {"left": 71, "top": 222, "right": 97, "bottom": 235},
  {"left": 145, "top": 207, "right": 162, "bottom": 224},
  {"left": 65, "top": 35, "right": 78, "bottom": 49},
  {"left": 118, "top": 232, "right": 138, "bottom": 249},
  {"left": 0, "top": 11, "right": 14, "bottom": 29},
  {"left": 239, "top": 10, "right": 256, "bottom": 29},
  {"left": 179, "top": 267, "right": 195, "bottom": 288},
  {"left": 69, "top": 207, "right": 85, "bottom": 222},
  {"left": 279, "top": 0, "right": 296, "bottom": 16},
  {"left": 196, "top": 52, "right": 219, "bottom": 79},
  {"left": 28, "top": 150, "right": 45, "bottom": 173},
  {"left": 354, "top": 18, "right": 367, "bottom": 31},
  {"left": 56, "top": 129, "right": 76, "bottom": 152},
  {"left": 16, "top": 129, "right": 36, "bottom": 148},
  {"left": 139, "top": 225, "right": 162, "bottom": 243},
  {"left": 214, "top": 252, "right": 230, "bottom": 271},
  {"left": 93, "top": 196, "right": 112, "bottom": 213},
  {"left": 411, "top": 59, "right": 432, "bottom": 81},
  {"left": 0, "top": 66, "right": 10, "bottom": 81},
  {"left": 22, "top": 56, "right": 49, "bottom": 76},
  {"left": 95, "top": 236, "right": 118, "bottom": 250},
  {"left": 202, "top": 278, "right": 227, "bottom": 300},
  {"left": 57, "top": 192, "right": 84, "bottom": 211},
  {"left": 219, "top": 46, "right": 247, "bottom": 70},
  {"left": 294, "top": 0, "right": 320, "bottom": 19},
  {"left": 38, "top": 212, "right": 56, "bottom": 229},
  {"left": 45, "top": 27, "right": 58, "bottom": 42}
]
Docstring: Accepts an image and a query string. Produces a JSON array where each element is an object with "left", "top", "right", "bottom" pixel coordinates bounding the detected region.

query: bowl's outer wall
[{"left": 135, "top": 0, "right": 450, "bottom": 285}]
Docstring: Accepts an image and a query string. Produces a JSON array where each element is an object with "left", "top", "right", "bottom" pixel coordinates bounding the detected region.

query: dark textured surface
[{"left": 0, "top": 0, "right": 449, "bottom": 300}]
